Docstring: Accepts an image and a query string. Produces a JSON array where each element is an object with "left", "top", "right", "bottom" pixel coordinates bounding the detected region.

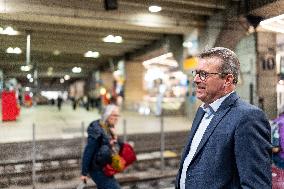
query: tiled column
[
  {"left": 124, "top": 61, "right": 145, "bottom": 110},
  {"left": 256, "top": 32, "right": 277, "bottom": 119}
]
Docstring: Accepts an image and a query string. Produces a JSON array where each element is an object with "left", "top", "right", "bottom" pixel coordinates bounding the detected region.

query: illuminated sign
[{"left": 183, "top": 57, "right": 197, "bottom": 70}]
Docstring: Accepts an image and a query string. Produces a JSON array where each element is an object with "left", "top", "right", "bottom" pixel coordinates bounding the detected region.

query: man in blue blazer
[{"left": 176, "top": 47, "right": 271, "bottom": 189}]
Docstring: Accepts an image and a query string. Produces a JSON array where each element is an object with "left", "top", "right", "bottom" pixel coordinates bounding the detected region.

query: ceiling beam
[
  {"left": 0, "top": 20, "right": 164, "bottom": 40},
  {"left": 0, "top": 12, "right": 202, "bottom": 35},
  {"left": 0, "top": 36, "right": 146, "bottom": 51},
  {"left": 3, "top": 70, "right": 88, "bottom": 78},
  {"left": 118, "top": 1, "right": 216, "bottom": 16},
  {"left": 150, "top": 0, "right": 226, "bottom": 9}
]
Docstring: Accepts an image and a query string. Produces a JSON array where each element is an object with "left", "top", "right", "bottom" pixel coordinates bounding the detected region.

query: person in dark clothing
[
  {"left": 57, "top": 96, "right": 63, "bottom": 111},
  {"left": 72, "top": 98, "right": 77, "bottom": 110},
  {"left": 80, "top": 104, "right": 121, "bottom": 189},
  {"left": 50, "top": 98, "right": 55, "bottom": 105}
]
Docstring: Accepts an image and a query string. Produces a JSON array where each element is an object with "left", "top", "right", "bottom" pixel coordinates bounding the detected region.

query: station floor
[{"left": 0, "top": 104, "right": 192, "bottom": 143}]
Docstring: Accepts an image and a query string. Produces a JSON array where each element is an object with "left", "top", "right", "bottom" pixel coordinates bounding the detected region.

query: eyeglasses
[
  {"left": 110, "top": 114, "right": 120, "bottom": 117},
  {"left": 192, "top": 70, "right": 226, "bottom": 81}
]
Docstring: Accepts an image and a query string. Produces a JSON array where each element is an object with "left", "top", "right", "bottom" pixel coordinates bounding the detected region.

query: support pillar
[
  {"left": 124, "top": 61, "right": 145, "bottom": 110},
  {"left": 256, "top": 32, "right": 277, "bottom": 119}
]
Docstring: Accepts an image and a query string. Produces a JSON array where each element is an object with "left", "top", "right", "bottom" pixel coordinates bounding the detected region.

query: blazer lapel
[
  {"left": 177, "top": 107, "right": 205, "bottom": 185},
  {"left": 190, "top": 92, "right": 240, "bottom": 164},
  {"left": 180, "top": 107, "right": 205, "bottom": 162}
]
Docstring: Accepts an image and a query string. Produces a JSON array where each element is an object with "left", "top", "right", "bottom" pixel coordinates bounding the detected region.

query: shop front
[{"left": 140, "top": 53, "right": 187, "bottom": 116}]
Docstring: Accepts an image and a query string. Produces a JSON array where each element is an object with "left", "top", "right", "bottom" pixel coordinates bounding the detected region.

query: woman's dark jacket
[{"left": 81, "top": 120, "right": 112, "bottom": 176}]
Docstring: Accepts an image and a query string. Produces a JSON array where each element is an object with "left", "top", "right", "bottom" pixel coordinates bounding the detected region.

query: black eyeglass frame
[{"left": 192, "top": 70, "right": 228, "bottom": 81}]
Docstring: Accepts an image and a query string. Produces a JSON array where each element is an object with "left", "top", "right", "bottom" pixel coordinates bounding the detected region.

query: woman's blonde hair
[{"left": 101, "top": 104, "right": 118, "bottom": 124}]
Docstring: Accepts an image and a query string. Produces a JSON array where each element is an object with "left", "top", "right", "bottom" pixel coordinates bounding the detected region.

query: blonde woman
[{"left": 80, "top": 104, "right": 121, "bottom": 189}]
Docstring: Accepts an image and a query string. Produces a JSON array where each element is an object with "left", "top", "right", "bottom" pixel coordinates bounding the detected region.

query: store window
[{"left": 141, "top": 53, "right": 187, "bottom": 115}]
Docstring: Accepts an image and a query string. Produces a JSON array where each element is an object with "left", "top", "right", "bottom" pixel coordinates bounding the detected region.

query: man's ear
[{"left": 224, "top": 74, "right": 234, "bottom": 86}]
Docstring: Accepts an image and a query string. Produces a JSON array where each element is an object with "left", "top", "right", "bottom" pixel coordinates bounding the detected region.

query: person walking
[
  {"left": 57, "top": 95, "right": 63, "bottom": 111},
  {"left": 80, "top": 104, "right": 121, "bottom": 189}
]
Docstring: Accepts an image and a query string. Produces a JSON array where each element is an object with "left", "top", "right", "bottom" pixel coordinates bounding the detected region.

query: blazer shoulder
[
  {"left": 236, "top": 98, "right": 263, "bottom": 111},
  {"left": 233, "top": 98, "right": 268, "bottom": 120}
]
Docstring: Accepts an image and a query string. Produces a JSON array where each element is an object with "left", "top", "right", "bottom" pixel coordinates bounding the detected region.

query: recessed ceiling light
[
  {"left": 0, "top": 26, "right": 19, "bottom": 35},
  {"left": 72, "top": 67, "right": 82, "bottom": 73},
  {"left": 14, "top": 47, "right": 22, "bottom": 54},
  {"left": 6, "top": 47, "right": 14, "bottom": 54},
  {"left": 6, "top": 47, "right": 22, "bottom": 54},
  {"left": 60, "top": 78, "right": 64, "bottom": 83},
  {"left": 64, "top": 75, "right": 70, "bottom": 80},
  {"left": 84, "top": 51, "right": 100, "bottom": 58},
  {"left": 21, "top": 65, "right": 32, "bottom": 72},
  {"left": 53, "top": 50, "right": 61, "bottom": 56},
  {"left": 47, "top": 67, "right": 53, "bottom": 76},
  {"left": 103, "top": 35, "right": 123, "bottom": 43},
  {"left": 149, "top": 5, "right": 162, "bottom": 13}
]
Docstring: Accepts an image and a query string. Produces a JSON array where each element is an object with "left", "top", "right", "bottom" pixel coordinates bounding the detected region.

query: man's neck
[{"left": 204, "top": 90, "right": 234, "bottom": 108}]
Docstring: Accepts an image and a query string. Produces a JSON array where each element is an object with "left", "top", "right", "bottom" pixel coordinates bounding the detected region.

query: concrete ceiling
[
  {"left": 0, "top": 0, "right": 228, "bottom": 82},
  {"left": 2, "top": 0, "right": 281, "bottom": 84}
]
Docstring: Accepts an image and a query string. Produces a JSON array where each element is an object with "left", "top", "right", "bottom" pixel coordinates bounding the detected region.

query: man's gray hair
[
  {"left": 199, "top": 47, "right": 240, "bottom": 84},
  {"left": 101, "top": 104, "right": 118, "bottom": 124}
]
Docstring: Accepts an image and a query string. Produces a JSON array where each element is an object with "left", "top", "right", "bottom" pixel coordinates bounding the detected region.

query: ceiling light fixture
[
  {"left": 20, "top": 65, "right": 32, "bottom": 72},
  {"left": 0, "top": 26, "right": 19, "bottom": 35},
  {"left": 60, "top": 78, "right": 64, "bottom": 83},
  {"left": 183, "top": 41, "right": 193, "bottom": 48},
  {"left": 64, "top": 75, "right": 70, "bottom": 80},
  {"left": 6, "top": 47, "right": 22, "bottom": 54},
  {"left": 14, "top": 47, "right": 22, "bottom": 54},
  {"left": 53, "top": 50, "right": 61, "bottom": 56},
  {"left": 148, "top": 5, "right": 162, "bottom": 13},
  {"left": 84, "top": 51, "right": 100, "bottom": 58},
  {"left": 47, "top": 67, "right": 53, "bottom": 76},
  {"left": 72, "top": 67, "right": 82, "bottom": 73},
  {"left": 103, "top": 35, "right": 123, "bottom": 43}
]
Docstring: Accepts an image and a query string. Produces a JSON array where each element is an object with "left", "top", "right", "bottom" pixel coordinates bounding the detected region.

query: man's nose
[{"left": 193, "top": 74, "right": 201, "bottom": 83}]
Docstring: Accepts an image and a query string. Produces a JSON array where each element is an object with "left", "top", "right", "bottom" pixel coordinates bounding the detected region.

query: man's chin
[
  {"left": 196, "top": 95, "right": 206, "bottom": 102},
  {"left": 196, "top": 93, "right": 203, "bottom": 100}
]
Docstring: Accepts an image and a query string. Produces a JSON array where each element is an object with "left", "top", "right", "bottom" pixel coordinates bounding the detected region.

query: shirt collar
[{"left": 201, "top": 91, "right": 234, "bottom": 114}]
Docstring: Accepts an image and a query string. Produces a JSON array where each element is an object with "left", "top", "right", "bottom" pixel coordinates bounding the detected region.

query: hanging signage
[{"left": 183, "top": 56, "right": 197, "bottom": 70}]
